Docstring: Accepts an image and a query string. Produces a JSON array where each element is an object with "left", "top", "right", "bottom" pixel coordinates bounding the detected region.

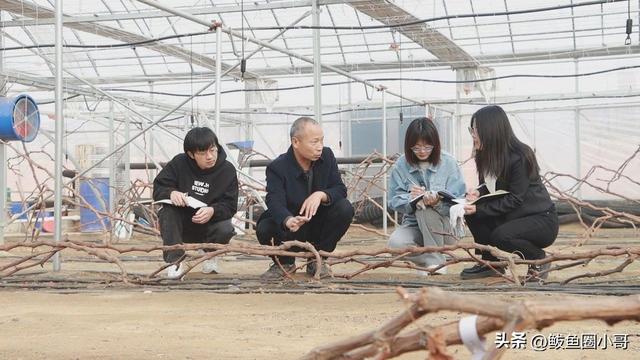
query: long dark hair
[
  {"left": 471, "top": 105, "right": 539, "bottom": 180},
  {"left": 404, "top": 117, "right": 441, "bottom": 167}
]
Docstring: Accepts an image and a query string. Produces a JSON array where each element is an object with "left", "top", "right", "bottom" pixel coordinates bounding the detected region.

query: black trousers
[
  {"left": 256, "top": 198, "right": 354, "bottom": 265},
  {"left": 159, "top": 205, "right": 235, "bottom": 263},
  {"left": 465, "top": 207, "right": 558, "bottom": 261}
]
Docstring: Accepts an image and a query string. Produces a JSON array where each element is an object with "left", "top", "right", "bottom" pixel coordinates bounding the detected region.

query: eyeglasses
[
  {"left": 411, "top": 145, "right": 434, "bottom": 153},
  {"left": 195, "top": 147, "right": 218, "bottom": 156}
]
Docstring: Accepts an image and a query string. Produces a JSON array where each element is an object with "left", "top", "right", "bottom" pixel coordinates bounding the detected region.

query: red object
[{"left": 42, "top": 219, "right": 55, "bottom": 233}]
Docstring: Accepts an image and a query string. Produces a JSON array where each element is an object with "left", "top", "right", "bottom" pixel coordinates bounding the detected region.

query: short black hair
[
  {"left": 404, "top": 117, "right": 441, "bottom": 167},
  {"left": 183, "top": 127, "right": 219, "bottom": 154},
  {"left": 290, "top": 116, "right": 318, "bottom": 139}
]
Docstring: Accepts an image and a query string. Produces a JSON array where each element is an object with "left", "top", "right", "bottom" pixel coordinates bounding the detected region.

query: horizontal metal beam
[
  {"left": 239, "top": 44, "right": 640, "bottom": 76},
  {"left": 349, "top": 0, "right": 479, "bottom": 69},
  {"left": 1, "top": 69, "right": 246, "bottom": 125},
  {"left": 10, "top": 43, "right": 640, "bottom": 89},
  {"left": 0, "top": 0, "right": 259, "bottom": 80},
  {"left": 0, "top": 0, "right": 354, "bottom": 27},
  {"left": 431, "top": 88, "right": 640, "bottom": 110},
  {"left": 79, "top": 155, "right": 387, "bottom": 172},
  {"left": 24, "top": 43, "right": 640, "bottom": 87}
]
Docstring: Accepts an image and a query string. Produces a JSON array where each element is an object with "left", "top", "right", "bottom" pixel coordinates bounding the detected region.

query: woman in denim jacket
[{"left": 387, "top": 117, "right": 466, "bottom": 275}]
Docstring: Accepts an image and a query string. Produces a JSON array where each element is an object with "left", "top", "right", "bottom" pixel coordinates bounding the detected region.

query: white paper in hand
[
  {"left": 155, "top": 196, "right": 207, "bottom": 209},
  {"left": 186, "top": 196, "right": 207, "bottom": 209}
]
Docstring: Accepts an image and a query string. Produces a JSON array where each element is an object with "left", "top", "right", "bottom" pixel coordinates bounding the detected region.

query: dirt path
[
  {"left": 1, "top": 225, "right": 639, "bottom": 358},
  {"left": 1, "top": 291, "right": 638, "bottom": 359}
]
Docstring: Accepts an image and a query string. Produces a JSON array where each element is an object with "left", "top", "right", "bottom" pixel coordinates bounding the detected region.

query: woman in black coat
[{"left": 461, "top": 105, "right": 558, "bottom": 281}]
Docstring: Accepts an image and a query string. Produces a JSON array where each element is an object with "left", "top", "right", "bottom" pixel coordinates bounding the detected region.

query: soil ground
[{"left": 1, "top": 224, "right": 639, "bottom": 359}]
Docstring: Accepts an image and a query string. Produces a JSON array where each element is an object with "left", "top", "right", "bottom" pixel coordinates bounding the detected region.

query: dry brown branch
[
  {"left": 3, "top": 238, "right": 640, "bottom": 285},
  {"left": 544, "top": 176, "right": 639, "bottom": 244},
  {"left": 344, "top": 152, "right": 397, "bottom": 229},
  {"left": 4, "top": 144, "right": 639, "bottom": 288},
  {"left": 542, "top": 146, "right": 639, "bottom": 243},
  {"left": 561, "top": 254, "right": 638, "bottom": 284},
  {"left": 304, "top": 287, "right": 640, "bottom": 359},
  {"left": 0, "top": 250, "right": 60, "bottom": 277},
  {"left": 0, "top": 239, "right": 329, "bottom": 283},
  {"left": 363, "top": 194, "right": 399, "bottom": 227}
]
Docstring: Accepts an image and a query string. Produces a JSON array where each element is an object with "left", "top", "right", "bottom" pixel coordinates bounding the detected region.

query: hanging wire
[
  {"left": 240, "top": 0, "right": 247, "bottom": 78},
  {"left": 398, "top": 31, "right": 404, "bottom": 124},
  {"left": 625, "top": 0, "right": 633, "bottom": 45}
]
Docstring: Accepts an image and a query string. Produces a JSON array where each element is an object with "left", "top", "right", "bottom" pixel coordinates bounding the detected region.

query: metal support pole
[
  {"left": 312, "top": 0, "right": 322, "bottom": 123},
  {"left": 148, "top": 82, "right": 157, "bottom": 179},
  {"left": 215, "top": 25, "right": 222, "bottom": 136},
  {"left": 346, "top": 82, "right": 353, "bottom": 202},
  {"left": 574, "top": 59, "right": 582, "bottom": 199},
  {"left": 455, "top": 80, "right": 463, "bottom": 160},
  {"left": 108, "top": 101, "right": 115, "bottom": 213},
  {"left": 0, "top": 143, "right": 5, "bottom": 247},
  {"left": 53, "top": 0, "right": 63, "bottom": 271},
  {"left": 124, "top": 106, "right": 131, "bottom": 194},
  {"left": 0, "top": 9, "right": 6, "bottom": 247},
  {"left": 382, "top": 89, "right": 388, "bottom": 235},
  {"left": 347, "top": 82, "right": 352, "bottom": 157},
  {"left": 244, "top": 80, "right": 254, "bottom": 186}
]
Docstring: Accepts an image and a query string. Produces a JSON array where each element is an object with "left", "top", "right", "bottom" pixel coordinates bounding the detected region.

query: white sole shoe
[
  {"left": 417, "top": 265, "right": 447, "bottom": 277},
  {"left": 202, "top": 257, "right": 219, "bottom": 274},
  {"left": 167, "top": 263, "right": 187, "bottom": 280}
]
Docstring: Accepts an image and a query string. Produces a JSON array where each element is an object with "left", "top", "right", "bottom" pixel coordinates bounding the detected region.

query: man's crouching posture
[
  {"left": 153, "top": 127, "right": 238, "bottom": 279},
  {"left": 257, "top": 117, "right": 354, "bottom": 281}
]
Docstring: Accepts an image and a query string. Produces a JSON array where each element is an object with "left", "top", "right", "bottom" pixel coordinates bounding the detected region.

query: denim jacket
[{"left": 388, "top": 151, "right": 466, "bottom": 226}]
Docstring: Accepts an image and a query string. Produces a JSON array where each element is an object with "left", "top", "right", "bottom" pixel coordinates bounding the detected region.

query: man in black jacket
[
  {"left": 153, "top": 127, "right": 238, "bottom": 279},
  {"left": 257, "top": 117, "right": 354, "bottom": 280}
]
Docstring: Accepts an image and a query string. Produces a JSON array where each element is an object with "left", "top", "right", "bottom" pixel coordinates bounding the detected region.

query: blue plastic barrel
[
  {"left": 0, "top": 94, "right": 40, "bottom": 142},
  {"left": 9, "top": 201, "right": 28, "bottom": 219},
  {"left": 79, "top": 177, "right": 111, "bottom": 232}
]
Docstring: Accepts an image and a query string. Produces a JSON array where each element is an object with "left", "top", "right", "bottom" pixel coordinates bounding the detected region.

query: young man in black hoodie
[
  {"left": 153, "top": 127, "right": 238, "bottom": 279},
  {"left": 257, "top": 117, "right": 354, "bottom": 281}
]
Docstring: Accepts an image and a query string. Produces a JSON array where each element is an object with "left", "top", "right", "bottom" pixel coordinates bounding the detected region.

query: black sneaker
[
  {"left": 260, "top": 262, "right": 296, "bottom": 281},
  {"left": 526, "top": 262, "right": 551, "bottom": 283},
  {"left": 460, "top": 263, "right": 505, "bottom": 280},
  {"left": 306, "top": 261, "right": 331, "bottom": 279}
]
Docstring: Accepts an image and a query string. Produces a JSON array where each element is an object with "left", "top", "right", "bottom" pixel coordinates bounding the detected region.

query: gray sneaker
[
  {"left": 306, "top": 261, "right": 331, "bottom": 279},
  {"left": 260, "top": 262, "right": 296, "bottom": 281},
  {"left": 526, "top": 262, "right": 551, "bottom": 283}
]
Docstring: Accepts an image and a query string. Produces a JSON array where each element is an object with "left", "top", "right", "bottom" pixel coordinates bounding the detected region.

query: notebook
[
  {"left": 154, "top": 196, "right": 207, "bottom": 209},
  {"left": 437, "top": 189, "right": 510, "bottom": 205}
]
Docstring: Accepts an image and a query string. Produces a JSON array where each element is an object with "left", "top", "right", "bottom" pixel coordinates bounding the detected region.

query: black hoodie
[{"left": 153, "top": 145, "right": 238, "bottom": 223}]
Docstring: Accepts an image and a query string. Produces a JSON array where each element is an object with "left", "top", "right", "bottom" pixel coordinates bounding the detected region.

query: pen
[
  {"left": 465, "top": 183, "right": 485, "bottom": 196},
  {"left": 407, "top": 177, "right": 424, "bottom": 188}
]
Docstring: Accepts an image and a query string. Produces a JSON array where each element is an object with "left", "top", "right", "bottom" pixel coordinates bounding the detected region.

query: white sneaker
[
  {"left": 430, "top": 265, "right": 447, "bottom": 275},
  {"left": 417, "top": 265, "right": 447, "bottom": 277},
  {"left": 201, "top": 257, "right": 219, "bottom": 274},
  {"left": 416, "top": 270, "right": 431, "bottom": 277},
  {"left": 166, "top": 263, "right": 187, "bottom": 280}
]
